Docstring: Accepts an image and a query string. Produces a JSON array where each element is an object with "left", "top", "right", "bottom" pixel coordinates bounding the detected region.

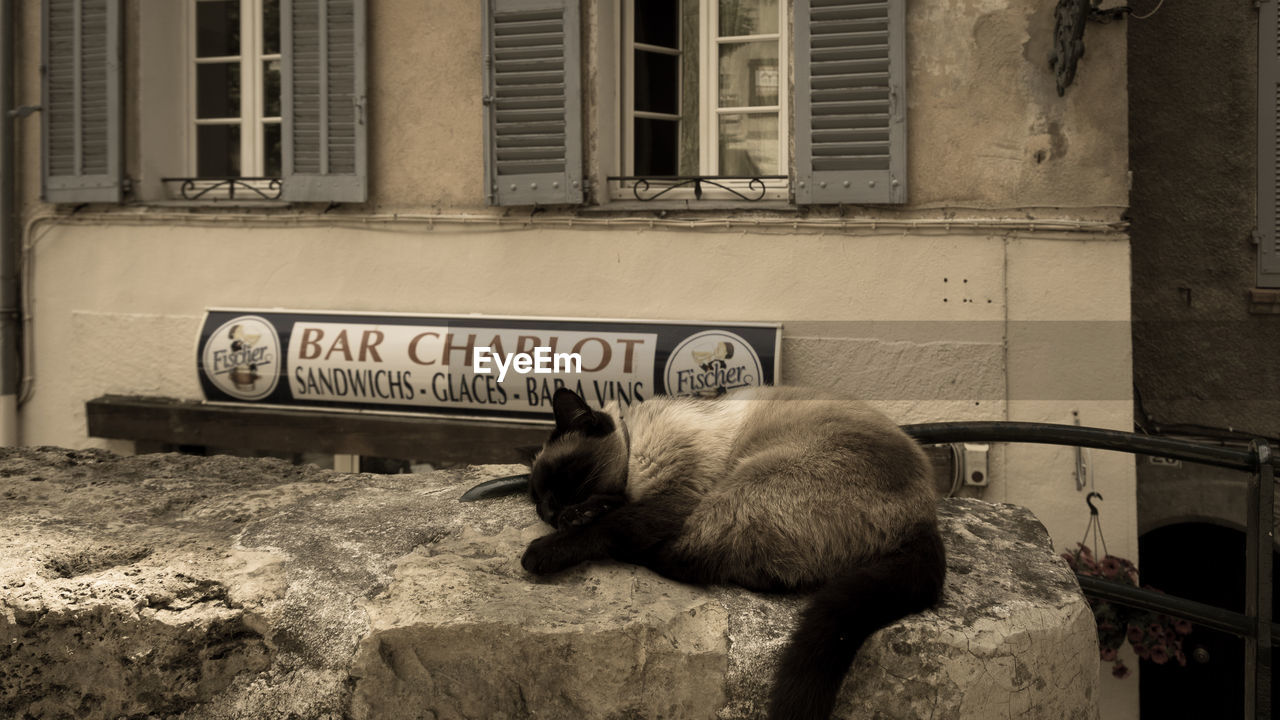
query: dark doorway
[{"left": 1138, "top": 522, "right": 1278, "bottom": 719}]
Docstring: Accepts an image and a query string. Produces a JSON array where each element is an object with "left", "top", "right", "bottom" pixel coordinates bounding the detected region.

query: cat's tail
[{"left": 767, "top": 521, "right": 947, "bottom": 720}]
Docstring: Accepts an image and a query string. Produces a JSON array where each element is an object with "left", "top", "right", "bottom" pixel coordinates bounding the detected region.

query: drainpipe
[{"left": 0, "top": 0, "right": 19, "bottom": 446}]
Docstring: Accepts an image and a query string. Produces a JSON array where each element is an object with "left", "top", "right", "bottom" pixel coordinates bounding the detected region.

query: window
[
  {"left": 191, "top": 0, "right": 283, "bottom": 181},
  {"left": 42, "top": 0, "right": 367, "bottom": 205},
  {"left": 483, "top": 0, "right": 907, "bottom": 208},
  {"left": 622, "top": 0, "right": 787, "bottom": 192}
]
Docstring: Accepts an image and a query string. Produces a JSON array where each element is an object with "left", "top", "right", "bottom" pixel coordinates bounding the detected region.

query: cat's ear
[
  {"left": 551, "top": 388, "right": 613, "bottom": 436},
  {"left": 552, "top": 388, "right": 593, "bottom": 430}
]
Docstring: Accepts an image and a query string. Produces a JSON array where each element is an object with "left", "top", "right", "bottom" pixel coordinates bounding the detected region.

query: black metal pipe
[
  {"left": 1076, "top": 574, "right": 1280, "bottom": 643},
  {"left": 0, "top": 0, "right": 19, "bottom": 445},
  {"left": 902, "top": 421, "right": 1262, "bottom": 471},
  {"left": 1244, "top": 441, "right": 1274, "bottom": 720}
]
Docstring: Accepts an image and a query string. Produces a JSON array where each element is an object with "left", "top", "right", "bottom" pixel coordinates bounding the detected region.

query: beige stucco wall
[
  {"left": 10, "top": 1, "right": 1136, "bottom": 716},
  {"left": 363, "top": 0, "right": 1129, "bottom": 211},
  {"left": 12, "top": 0, "right": 1132, "bottom": 209},
  {"left": 21, "top": 217, "right": 1135, "bottom": 561}
]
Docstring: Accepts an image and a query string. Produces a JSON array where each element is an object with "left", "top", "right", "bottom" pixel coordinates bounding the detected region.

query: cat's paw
[
  {"left": 521, "top": 534, "right": 579, "bottom": 575},
  {"left": 558, "top": 503, "right": 610, "bottom": 527},
  {"left": 557, "top": 494, "right": 625, "bottom": 527}
]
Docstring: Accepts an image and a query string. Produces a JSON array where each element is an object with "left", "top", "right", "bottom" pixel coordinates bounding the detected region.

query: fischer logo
[
  {"left": 202, "top": 316, "right": 280, "bottom": 401},
  {"left": 663, "top": 329, "right": 762, "bottom": 397}
]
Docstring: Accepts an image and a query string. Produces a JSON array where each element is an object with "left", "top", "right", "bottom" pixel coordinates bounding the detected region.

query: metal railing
[
  {"left": 607, "top": 175, "right": 787, "bottom": 201},
  {"left": 161, "top": 177, "right": 283, "bottom": 201},
  {"left": 901, "top": 421, "right": 1275, "bottom": 720}
]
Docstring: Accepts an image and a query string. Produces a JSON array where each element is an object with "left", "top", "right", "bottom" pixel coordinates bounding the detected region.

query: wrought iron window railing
[
  {"left": 607, "top": 175, "right": 788, "bottom": 202},
  {"left": 162, "top": 177, "right": 283, "bottom": 201}
]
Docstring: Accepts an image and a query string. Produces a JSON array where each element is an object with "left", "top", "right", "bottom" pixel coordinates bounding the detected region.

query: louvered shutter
[
  {"left": 793, "top": 0, "right": 906, "bottom": 205},
  {"left": 484, "top": 0, "right": 583, "bottom": 206},
  {"left": 41, "top": 0, "right": 122, "bottom": 203},
  {"left": 1260, "top": 0, "right": 1280, "bottom": 287},
  {"left": 282, "top": 0, "right": 367, "bottom": 203}
]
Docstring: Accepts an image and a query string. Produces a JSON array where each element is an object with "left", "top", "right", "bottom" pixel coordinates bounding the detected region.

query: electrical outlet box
[{"left": 961, "top": 443, "right": 990, "bottom": 487}]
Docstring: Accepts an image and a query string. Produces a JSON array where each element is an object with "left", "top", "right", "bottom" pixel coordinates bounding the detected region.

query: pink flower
[
  {"left": 1100, "top": 646, "right": 1118, "bottom": 662},
  {"left": 1173, "top": 619, "right": 1192, "bottom": 635},
  {"left": 1102, "top": 556, "right": 1124, "bottom": 578},
  {"left": 1112, "top": 661, "right": 1131, "bottom": 679},
  {"left": 1150, "top": 645, "right": 1169, "bottom": 664},
  {"left": 1127, "top": 626, "right": 1144, "bottom": 644}
]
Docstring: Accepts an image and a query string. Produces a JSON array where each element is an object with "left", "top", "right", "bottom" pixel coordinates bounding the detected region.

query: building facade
[
  {"left": 6, "top": 0, "right": 1139, "bottom": 715},
  {"left": 1128, "top": 2, "right": 1280, "bottom": 715}
]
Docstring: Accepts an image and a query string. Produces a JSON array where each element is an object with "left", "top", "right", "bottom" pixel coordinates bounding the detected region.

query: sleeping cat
[{"left": 522, "top": 386, "right": 945, "bottom": 720}]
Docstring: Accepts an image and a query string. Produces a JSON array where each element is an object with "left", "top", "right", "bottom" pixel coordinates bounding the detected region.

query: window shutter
[
  {"left": 793, "top": 0, "right": 906, "bottom": 205},
  {"left": 484, "top": 0, "right": 583, "bottom": 206},
  {"left": 281, "top": 0, "right": 367, "bottom": 203},
  {"left": 41, "top": 0, "right": 122, "bottom": 204},
  {"left": 1260, "top": 0, "right": 1280, "bottom": 288}
]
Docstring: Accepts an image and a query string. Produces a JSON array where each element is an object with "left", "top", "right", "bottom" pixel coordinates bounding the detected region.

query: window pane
[
  {"left": 197, "top": 124, "right": 241, "bottom": 177},
  {"left": 718, "top": 113, "right": 778, "bottom": 175},
  {"left": 634, "top": 118, "right": 679, "bottom": 176},
  {"left": 718, "top": 41, "right": 778, "bottom": 108},
  {"left": 719, "top": 0, "right": 779, "bottom": 36},
  {"left": 636, "top": 50, "right": 679, "bottom": 115},
  {"left": 196, "top": 0, "right": 240, "bottom": 57},
  {"left": 264, "top": 59, "right": 281, "bottom": 117},
  {"left": 197, "top": 62, "right": 241, "bottom": 118},
  {"left": 263, "top": 0, "right": 280, "bottom": 55},
  {"left": 635, "top": 0, "right": 679, "bottom": 48},
  {"left": 264, "top": 123, "right": 282, "bottom": 177}
]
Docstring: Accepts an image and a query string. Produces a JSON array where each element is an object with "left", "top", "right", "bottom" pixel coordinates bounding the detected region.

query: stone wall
[
  {"left": 1129, "top": 0, "right": 1279, "bottom": 438},
  {"left": 0, "top": 448, "right": 1098, "bottom": 719}
]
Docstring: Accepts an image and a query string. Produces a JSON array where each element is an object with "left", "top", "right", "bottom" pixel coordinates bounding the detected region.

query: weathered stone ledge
[{"left": 0, "top": 447, "right": 1098, "bottom": 719}]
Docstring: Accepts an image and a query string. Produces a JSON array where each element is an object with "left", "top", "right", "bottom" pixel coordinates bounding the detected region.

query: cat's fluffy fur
[{"left": 523, "top": 386, "right": 946, "bottom": 720}]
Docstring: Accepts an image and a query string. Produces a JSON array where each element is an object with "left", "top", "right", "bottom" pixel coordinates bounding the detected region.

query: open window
[
  {"left": 174, "top": 0, "right": 284, "bottom": 200},
  {"left": 483, "top": 0, "right": 908, "bottom": 208},
  {"left": 614, "top": 0, "right": 789, "bottom": 201}
]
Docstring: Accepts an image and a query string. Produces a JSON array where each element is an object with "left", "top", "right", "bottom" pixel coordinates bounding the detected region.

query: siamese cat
[{"left": 522, "top": 386, "right": 945, "bottom": 720}]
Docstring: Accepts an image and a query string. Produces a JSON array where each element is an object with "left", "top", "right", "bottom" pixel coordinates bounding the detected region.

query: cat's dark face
[{"left": 528, "top": 389, "right": 623, "bottom": 527}]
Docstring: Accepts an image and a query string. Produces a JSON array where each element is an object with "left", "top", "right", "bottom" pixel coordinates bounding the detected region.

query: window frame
[
  {"left": 613, "top": 0, "right": 790, "bottom": 203},
  {"left": 186, "top": 0, "right": 282, "bottom": 186},
  {"left": 620, "top": 1, "right": 685, "bottom": 177},
  {"left": 699, "top": 0, "right": 788, "bottom": 178}
]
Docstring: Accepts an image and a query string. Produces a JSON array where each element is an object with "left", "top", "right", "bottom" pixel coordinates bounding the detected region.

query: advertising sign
[{"left": 197, "top": 310, "right": 781, "bottom": 423}]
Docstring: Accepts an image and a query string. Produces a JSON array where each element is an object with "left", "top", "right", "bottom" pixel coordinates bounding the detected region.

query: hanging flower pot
[{"left": 1063, "top": 543, "right": 1194, "bottom": 679}]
